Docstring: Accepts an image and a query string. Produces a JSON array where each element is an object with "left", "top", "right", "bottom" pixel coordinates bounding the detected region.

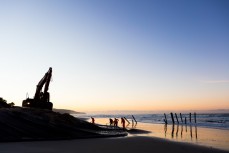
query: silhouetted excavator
[{"left": 22, "top": 67, "right": 53, "bottom": 110}]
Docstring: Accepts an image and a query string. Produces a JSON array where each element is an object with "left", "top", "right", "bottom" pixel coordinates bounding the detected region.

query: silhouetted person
[
  {"left": 121, "top": 118, "right": 125, "bottom": 129},
  {"left": 91, "top": 117, "right": 95, "bottom": 124},
  {"left": 114, "top": 118, "right": 117, "bottom": 126},
  {"left": 109, "top": 118, "right": 113, "bottom": 126},
  {"left": 114, "top": 118, "right": 119, "bottom": 127}
]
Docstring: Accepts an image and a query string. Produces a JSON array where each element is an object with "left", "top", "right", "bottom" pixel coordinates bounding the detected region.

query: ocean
[{"left": 75, "top": 113, "right": 229, "bottom": 130}]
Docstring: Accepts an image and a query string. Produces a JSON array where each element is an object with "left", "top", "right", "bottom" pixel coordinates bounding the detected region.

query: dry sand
[{"left": 0, "top": 136, "right": 228, "bottom": 153}]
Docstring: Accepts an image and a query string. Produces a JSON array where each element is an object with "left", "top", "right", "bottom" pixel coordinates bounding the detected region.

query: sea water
[{"left": 74, "top": 113, "right": 229, "bottom": 130}]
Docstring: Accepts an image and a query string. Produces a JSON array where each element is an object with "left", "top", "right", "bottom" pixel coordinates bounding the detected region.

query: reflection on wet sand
[
  {"left": 164, "top": 124, "right": 167, "bottom": 137},
  {"left": 195, "top": 125, "right": 198, "bottom": 139},
  {"left": 176, "top": 124, "right": 179, "bottom": 138},
  {"left": 90, "top": 117, "right": 229, "bottom": 151},
  {"left": 171, "top": 124, "right": 174, "bottom": 138},
  {"left": 165, "top": 124, "right": 198, "bottom": 140}
]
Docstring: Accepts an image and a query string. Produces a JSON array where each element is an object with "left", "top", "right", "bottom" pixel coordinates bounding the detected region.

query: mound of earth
[{"left": 0, "top": 107, "right": 127, "bottom": 141}]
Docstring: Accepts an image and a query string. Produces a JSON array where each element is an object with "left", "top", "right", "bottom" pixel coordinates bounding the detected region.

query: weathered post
[
  {"left": 170, "top": 112, "right": 175, "bottom": 124},
  {"left": 164, "top": 113, "right": 168, "bottom": 124},
  {"left": 194, "top": 112, "right": 197, "bottom": 123},
  {"left": 132, "top": 115, "right": 137, "bottom": 124},
  {"left": 189, "top": 113, "right": 192, "bottom": 123},
  {"left": 180, "top": 113, "right": 183, "bottom": 123},
  {"left": 175, "top": 113, "right": 179, "bottom": 124},
  {"left": 185, "top": 117, "right": 187, "bottom": 124},
  {"left": 124, "top": 117, "right": 130, "bottom": 124}
]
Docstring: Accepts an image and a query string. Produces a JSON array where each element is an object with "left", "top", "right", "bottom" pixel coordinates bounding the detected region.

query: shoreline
[{"left": 86, "top": 117, "right": 229, "bottom": 151}]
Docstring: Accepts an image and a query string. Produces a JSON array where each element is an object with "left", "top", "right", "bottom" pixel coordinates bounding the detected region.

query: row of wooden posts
[{"left": 164, "top": 112, "right": 197, "bottom": 124}]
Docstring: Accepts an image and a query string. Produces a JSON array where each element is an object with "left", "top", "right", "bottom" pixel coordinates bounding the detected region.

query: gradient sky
[{"left": 0, "top": 0, "right": 229, "bottom": 112}]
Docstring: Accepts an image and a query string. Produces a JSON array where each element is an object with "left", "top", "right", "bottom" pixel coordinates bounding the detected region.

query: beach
[
  {"left": 1, "top": 0, "right": 228, "bottom": 152},
  {"left": 82, "top": 117, "right": 229, "bottom": 151},
  {"left": 0, "top": 136, "right": 228, "bottom": 153},
  {"left": 1, "top": 116, "right": 229, "bottom": 153}
]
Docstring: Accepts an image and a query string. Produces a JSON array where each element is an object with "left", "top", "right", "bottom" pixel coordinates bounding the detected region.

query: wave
[{"left": 75, "top": 113, "right": 229, "bottom": 130}]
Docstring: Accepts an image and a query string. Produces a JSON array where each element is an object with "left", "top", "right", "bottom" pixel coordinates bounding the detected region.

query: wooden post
[
  {"left": 175, "top": 113, "right": 179, "bottom": 124},
  {"left": 185, "top": 117, "right": 187, "bottom": 124},
  {"left": 180, "top": 113, "right": 183, "bottom": 123},
  {"left": 194, "top": 112, "right": 197, "bottom": 123},
  {"left": 189, "top": 113, "right": 192, "bottom": 123},
  {"left": 124, "top": 117, "right": 130, "bottom": 124},
  {"left": 170, "top": 112, "right": 175, "bottom": 124},
  {"left": 164, "top": 113, "right": 168, "bottom": 124},
  {"left": 132, "top": 115, "right": 137, "bottom": 124}
]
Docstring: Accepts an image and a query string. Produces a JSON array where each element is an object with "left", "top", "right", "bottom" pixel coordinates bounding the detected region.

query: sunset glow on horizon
[{"left": 0, "top": 0, "right": 228, "bottom": 113}]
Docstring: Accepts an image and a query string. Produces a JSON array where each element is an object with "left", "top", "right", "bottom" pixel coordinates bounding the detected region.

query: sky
[{"left": 0, "top": 0, "right": 229, "bottom": 113}]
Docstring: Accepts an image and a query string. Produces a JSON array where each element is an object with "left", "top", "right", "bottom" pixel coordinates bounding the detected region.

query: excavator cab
[
  {"left": 22, "top": 98, "right": 53, "bottom": 110},
  {"left": 22, "top": 67, "right": 53, "bottom": 110}
]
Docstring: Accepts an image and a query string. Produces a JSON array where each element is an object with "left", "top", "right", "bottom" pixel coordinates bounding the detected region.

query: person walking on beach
[
  {"left": 109, "top": 118, "right": 113, "bottom": 126},
  {"left": 114, "top": 118, "right": 119, "bottom": 127},
  {"left": 91, "top": 117, "right": 95, "bottom": 124},
  {"left": 121, "top": 117, "right": 125, "bottom": 129}
]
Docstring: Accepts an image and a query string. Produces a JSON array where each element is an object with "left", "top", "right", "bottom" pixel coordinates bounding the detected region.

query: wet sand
[
  {"left": 0, "top": 136, "right": 228, "bottom": 153},
  {"left": 130, "top": 122, "right": 229, "bottom": 151},
  {"left": 93, "top": 118, "right": 229, "bottom": 151}
]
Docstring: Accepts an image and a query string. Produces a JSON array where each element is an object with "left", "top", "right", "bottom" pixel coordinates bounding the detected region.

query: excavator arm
[
  {"left": 34, "top": 67, "right": 52, "bottom": 100},
  {"left": 44, "top": 68, "right": 52, "bottom": 95}
]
